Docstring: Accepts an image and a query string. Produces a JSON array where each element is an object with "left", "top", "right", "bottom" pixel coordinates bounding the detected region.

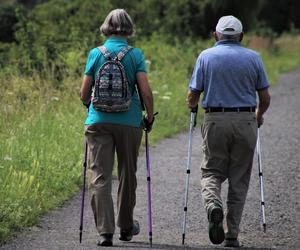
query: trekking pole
[
  {"left": 182, "top": 105, "right": 198, "bottom": 245},
  {"left": 79, "top": 140, "right": 88, "bottom": 243},
  {"left": 79, "top": 108, "right": 89, "bottom": 243},
  {"left": 145, "top": 128, "right": 153, "bottom": 247},
  {"left": 144, "top": 112, "right": 158, "bottom": 247},
  {"left": 256, "top": 128, "right": 266, "bottom": 233}
]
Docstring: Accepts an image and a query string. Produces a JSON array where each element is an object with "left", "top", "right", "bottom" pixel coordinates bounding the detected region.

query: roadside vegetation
[{"left": 1, "top": 0, "right": 300, "bottom": 243}]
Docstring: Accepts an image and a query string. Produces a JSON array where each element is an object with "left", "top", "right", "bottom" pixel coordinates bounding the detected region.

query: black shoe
[
  {"left": 208, "top": 205, "right": 225, "bottom": 245},
  {"left": 224, "top": 238, "right": 240, "bottom": 247},
  {"left": 119, "top": 220, "right": 140, "bottom": 241},
  {"left": 97, "top": 234, "right": 113, "bottom": 246}
]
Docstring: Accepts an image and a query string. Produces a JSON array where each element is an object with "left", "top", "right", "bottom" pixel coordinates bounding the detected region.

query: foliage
[
  {"left": 0, "top": 5, "right": 19, "bottom": 43},
  {"left": 1, "top": 0, "right": 300, "bottom": 81},
  {"left": 1, "top": 0, "right": 114, "bottom": 80},
  {"left": 258, "top": 0, "right": 300, "bottom": 34}
]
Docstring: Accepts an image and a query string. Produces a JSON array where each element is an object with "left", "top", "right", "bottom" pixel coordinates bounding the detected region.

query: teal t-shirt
[{"left": 84, "top": 37, "right": 146, "bottom": 127}]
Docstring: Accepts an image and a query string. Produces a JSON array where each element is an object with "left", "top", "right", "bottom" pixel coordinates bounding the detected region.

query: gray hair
[
  {"left": 100, "top": 9, "right": 134, "bottom": 37},
  {"left": 216, "top": 31, "right": 240, "bottom": 41}
]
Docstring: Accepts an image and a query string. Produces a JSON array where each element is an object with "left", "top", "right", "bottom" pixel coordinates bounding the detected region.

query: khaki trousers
[
  {"left": 200, "top": 112, "right": 257, "bottom": 239},
  {"left": 85, "top": 123, "right": 142, "bottom": 235}
]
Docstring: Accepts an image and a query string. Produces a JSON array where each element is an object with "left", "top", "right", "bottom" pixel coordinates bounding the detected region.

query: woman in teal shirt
[{"left": 80, "top": 9, "right": 154, "bottom": 247}]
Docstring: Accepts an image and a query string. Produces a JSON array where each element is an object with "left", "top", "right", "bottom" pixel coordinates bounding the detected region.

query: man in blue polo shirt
[{"left": 187, "top": 15, "right": 270, "bottom": 247}]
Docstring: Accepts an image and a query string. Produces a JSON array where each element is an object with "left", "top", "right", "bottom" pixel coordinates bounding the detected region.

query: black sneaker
[
  {"left": 208, "top": 205, "right": 225, "bottom": 245},
  {"left": 224, "top": 238, "right": 240, "bottom": 247},
  {"left": 119, "top": 220, "right": 140, "bottom": 241},
  {"left": 97, "top": 233, "right": 113, "bottom": 246}
]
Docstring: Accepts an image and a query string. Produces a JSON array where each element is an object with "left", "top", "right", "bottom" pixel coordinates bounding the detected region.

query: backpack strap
[
  {"left": 115, "top": 46, "right": 133, "bottom": 61},
  {"left": 98, "top": 46, "right": 112, "bottom": 60}
]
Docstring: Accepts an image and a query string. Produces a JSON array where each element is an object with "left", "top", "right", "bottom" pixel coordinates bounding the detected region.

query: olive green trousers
[
  {"left": 85, "top": 123, "right": 142, "bottom": 235},
  {"left": 200, "top": 112, "right": 257, "bottom": 239}
]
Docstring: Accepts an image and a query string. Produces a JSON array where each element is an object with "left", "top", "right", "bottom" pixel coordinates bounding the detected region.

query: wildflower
[
  {"left": 160, "top": 96, "right": 171, "bottom": 100},
  {"left": 4, "top": 156, "right": 12, "bottom": 161},
  {"left": 51, "top": 96, "right": 59, "bottom": 101},
  {"left": 145, "top": 60, "right": 151, "bottom": 72}
]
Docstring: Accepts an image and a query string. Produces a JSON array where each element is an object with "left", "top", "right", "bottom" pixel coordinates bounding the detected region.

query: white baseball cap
[{"left": 216, "top": 15, "right": 243, "bottom": 35}]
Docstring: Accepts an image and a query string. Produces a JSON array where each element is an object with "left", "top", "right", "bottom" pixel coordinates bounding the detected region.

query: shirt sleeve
[
  {"left": 84, "top": 48, "right": 99, "bottom": 76},
  {"left": 189, "top": 54, "right": 204, "bottom": 92},
  {"left": 132, "top": 48, "right": 147, "bottom": 73},
  {"left": 256, "top": 55, "right": 270, "bottom": 90}
]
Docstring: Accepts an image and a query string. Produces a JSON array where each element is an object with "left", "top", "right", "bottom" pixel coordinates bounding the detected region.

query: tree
[{"left": 0, "top": 5, "right": 19, "bottom": 42}]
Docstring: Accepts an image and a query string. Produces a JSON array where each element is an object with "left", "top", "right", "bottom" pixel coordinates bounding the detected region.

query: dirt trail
[{"left": 1, "top": 69, "right": 300, "bottom": 250}]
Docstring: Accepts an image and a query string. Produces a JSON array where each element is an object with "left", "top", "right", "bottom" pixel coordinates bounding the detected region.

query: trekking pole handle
[
  {"left": 190, "top": 105, "right": 198, "bottom": 127},
  {"left": 191, "top": 105, "right": 198, "bottom": 113}
]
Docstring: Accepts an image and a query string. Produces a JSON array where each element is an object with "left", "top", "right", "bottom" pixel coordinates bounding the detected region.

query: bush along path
[{"left": 1, "top": 68, "right": 300, "bottom": 250}]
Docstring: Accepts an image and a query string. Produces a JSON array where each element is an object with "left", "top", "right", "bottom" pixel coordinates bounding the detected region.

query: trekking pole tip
[
  {"left": 79, "top": 232, "right": 82, "bottom": 243},
  {"left": 182, "top": 234, "right": 185, "bottom": 245},
  {"left": 263, "top": 223, "right": 266, "bottom": 233}
]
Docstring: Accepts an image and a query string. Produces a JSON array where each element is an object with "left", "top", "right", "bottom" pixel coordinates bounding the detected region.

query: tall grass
[
  {"left": 1, "top": 34, "right": 300, "bottom": 243},
  {"left": 259, "top": 35, "right": 300, "bottom": 83},
  {"left": 0, "top": 76, "right": 84, "bottom": 240}
]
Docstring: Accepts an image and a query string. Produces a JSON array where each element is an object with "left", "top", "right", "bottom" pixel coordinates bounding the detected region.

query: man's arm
[
  {"left": 187, "top": 90, "right": 201, "bottom": 108},
  {"left": 256, "top": 88, "right": 271, "bottom": 127}
]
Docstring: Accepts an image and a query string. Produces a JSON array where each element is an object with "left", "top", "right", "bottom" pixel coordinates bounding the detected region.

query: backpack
[{"left": 91, "top": 45, "right": 133, "bottom": 112}]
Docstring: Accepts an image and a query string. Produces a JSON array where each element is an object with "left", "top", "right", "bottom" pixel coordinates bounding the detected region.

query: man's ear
[
  {"left": 213, "top": 31, "right": 218, "bottom": 41},
  {"left": 239, "top": 32, "right": 244, "bottom": 42}
]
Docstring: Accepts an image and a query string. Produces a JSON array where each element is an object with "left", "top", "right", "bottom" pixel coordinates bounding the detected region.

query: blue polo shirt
[
  {"left": 84, "top": 38, "right": 146, "bottom": 127},
  {"left": 189, "top": 40, "right": 269, "bottom": 108}
]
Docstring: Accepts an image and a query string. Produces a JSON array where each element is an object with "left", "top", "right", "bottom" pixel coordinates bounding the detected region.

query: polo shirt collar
[
  {"left": 215, "top": 40, "right": 241, "bottom": 46},
  {"left": 105, "top": 36, "right": 128, "bottom": 45}
]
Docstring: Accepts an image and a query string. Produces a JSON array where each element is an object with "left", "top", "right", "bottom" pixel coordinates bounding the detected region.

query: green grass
[
  {"left": 1, "top": 34, "right": 300, "bottom": 243},
  {"left": 0, "top": 84, "right": 84, "bottom": 240},
  {"left": 259, "top": 35, "right": 300, "bottom": 84}
]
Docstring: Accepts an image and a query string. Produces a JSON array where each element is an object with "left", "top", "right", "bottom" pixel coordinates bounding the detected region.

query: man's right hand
[{"left": 256, "top": 112, "right": 264, "bottom": 128}]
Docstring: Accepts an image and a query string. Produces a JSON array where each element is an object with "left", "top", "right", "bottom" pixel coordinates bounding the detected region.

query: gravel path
[{"left": 1, "top": 69, "right": 300, "bottom": 250}]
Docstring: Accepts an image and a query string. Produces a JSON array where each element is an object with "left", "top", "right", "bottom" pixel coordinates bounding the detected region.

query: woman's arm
[
  {"left": 80, "top": 75, "right": 93, "bottom": 106},
  {"left": 136, "top": 72, "right": 154, "bottom": 122}
]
